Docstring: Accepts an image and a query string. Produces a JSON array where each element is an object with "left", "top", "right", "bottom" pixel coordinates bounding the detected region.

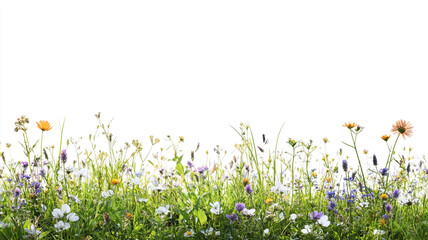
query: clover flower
[{"left": 242, "top": 208, "right": 256, "bottom": 217}]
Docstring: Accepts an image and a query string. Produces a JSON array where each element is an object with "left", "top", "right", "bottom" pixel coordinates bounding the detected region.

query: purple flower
[
  {"left": 226, "top": 213, "right": 238, "bottom": 221},
  {"left": 235, "top": 203, "right": 245, "bottom": 212},
  {"left": 245, "top": 185, "right": 253, "bottom": 194},
  {"left": 21, "top": 161, "right": 29, "bottom": 168},
  {"left": 326, "top": 191, "right": 336, "bottom": 200},
  {"left": 385, "top": 204, "right": 393, "bottom": 212},
  {"left": 197, "top": 167, "right": 205, "bottom": 174},
  {"left": 342, "top": 160, "right": 348, "bottom": 172},
  {"left": 379, "top": 168, "right": 389, "bottom": 176},
  {"left": 40, "top": 168, "right": 46, "bottom": 177},
  {"left": 187, "top": 161, "right": 194, "bottom": 168},
  {"left": 382, "top": 214, "right": 390, "bottom": 220},
  {"left": 327, "top": 201, "right": 337, "bottom": 211},
  {"left": 21, "top": 174, "right": 31, "bottom": 180},
  {"left": 60, "top": 149, "right": 67, "bottom": 163},
  {"left": 392, "top": 189, "right": 400, "bottom": 198},
  {"left": 13, "top": 188, "right": 21, "bottom": 197},
  {"left": 373, "top": 154, "right": 378, "bottom": 166},
  {"left": 309, "top": 211, "right": 324, "bottom": 220}
]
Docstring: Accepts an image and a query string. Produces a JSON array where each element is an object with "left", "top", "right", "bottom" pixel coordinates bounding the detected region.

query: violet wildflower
[
  {"left": 245, "top": 184, "right": 253, "bottom": 194},
  {"left": 40, "top": 168, "right": 46, "bottom": 177},
  {"left": 385, "top": 204, "right": 393, "bottom": 212},
  {"left": 392, "top": 189, "right": 400, "bottom": 198},
  {"left": 326, "top": 191, "right": 336, "bottom": 200},
  {"left": 21, "top": 161, "right": 29, "bottom": 168},
  {"left": 14, "top": 188, "right": 21, "bottom": 197},
  {"left": 379, "top": 168, "right": 389, "bottom": 176},
  {"left": 235, "top": 203, "right": 245, "bottom": 212},
  {"left": 226, "top": 213, "right": 238, "bottom": 221},
  {"left": 327, "top": 201, "right": 337, "bottom": 211},
  {"left": 342, "top": 160, "right": 348, "bottom": 172},
  {"left": 309, "top": 211, "right": 324, "bottom": 220},
  {"left": 187, "top": 161, "right": 194, "bottom": 169},
  {"left": 382, "top": 214, "right": 390, "bottom": 220},
  {"left": 197, "top": 167, "right": 205, "bottom": 174},
  {"left": 60, "top": 149, "right": 67, "bottom": 163}
]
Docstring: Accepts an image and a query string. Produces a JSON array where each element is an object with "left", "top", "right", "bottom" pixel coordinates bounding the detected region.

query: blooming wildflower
[
  {"left": 187, "top": 161, "right": 194, "bottom": 168},
  {"left": 373, "top": 154, "right": 378, "bottom": 166},
  {"left": 111, "top": 179, "right": 120, "bottom": 185},
  {"left": 209, "top": 202, "right": 223, "bottom": 215},
  {"left": 327, "top": 201, "right": 337, "bottom": 211},
  {"left": 184, "top": 229, "right": 194, "bottom": 237},
  {"left": 201, "top": 227, "right": 214, "bottom": 235},
  {"left": 74, "top": 168, "right": 88, "bottom": 178},
  {"left": 245, "top": 184, "right": 253, "bottom": 194},
  {"left": 226, "top": 213, "right": 238, "bottom": 221},
  {"left": 385, "top": 204, "right": 393, "bottom": 212},
  {"left": 382, "top": 214, "right": 390, "bottom": 220},
  {"left": 235, "top": 203, "right": 245, "bottom": 212},
  {"left": 392, "top": 189, "right": 400, "bottom": 198},
  {"left": 381, "top": 134, "right": 390, "bottom": 142},
  {"left": 380, "top": 218, "right": 386, "bottom": 226},
  {"left": 13, "top": 188, "right": 21, "bottom": 197},
  {"left": 342, "top": 159, "right": 348, "bottom": 172},
  {"left": 24, "top": 224, "right": 42, "bottom": 237},
  {"left": 52, "top": 204, "right": 71, "bottom": 218},
  {"left": 380, "top": 194, "right": 388, "bottom": 200},
  {"left": 138, "top": 198, "right": 148, "bottom": 203},
  {"left": 60, "top": 149, "right": 68, "bottom": 163},
  {"left": 317, "top": 215, "right": 331, "bottom": 227},
  {"left": 40, "top": 168, "right": 46, "bottom": 177},
  {"left": 326, "top": 191, "right": 336, "bottom": 200},
  {"left": 359, "top": 202, "right": 369, "bottom": 208},
  {"left": 265, "top": 198, "right": 273, "bottom": 205},
  {"left": 271, "top": 181, "right": 288, "bottom": 194},
  {"left": 102, "top": 190, "right": 114, "bottom": 198},
  {"left": 263, "top": 229, "right": 270, "bottom": 236},
  {"left": 289, "top": 214, "right": 297, "bottom": 221},
  {"left": 37, "top": 120, "right": 52, "bottom": 131},
  {"left": 155, "top": 205, "right": 170, "bottom": 215},
  {"left": 301, "top": 225, "right": 312, "bottom": 234},
  {"left": 66, "top": 212, "right": 80, "bottom": 222},
  {"left": 343, "top": 122, "right": 357, "bottom": 129},
  {"left": 379, "top": 168, "right": 389, "bottom": 176},
  {"left": 126, "top": 212, "right": 134, "bottom": 219},
  {"left": 242, "top": 208, "right": 256, "bottom": 217},
  {"left": 54, "top": 221, "right": 70, "bottom": 232},
  {"left": 391, "top": 120, "right": 413, "bottom": 139},
  {"left": 21, "top": 161, "right": 29, "bottom": 168},
  {"left": 130, "top": 177, "right": 140, "bottom": 185},
  {"left": 242, "top": 178, "right": 250, "bottom": 186},
  {"left": 197, "top": 167, "right": 205, "bottom": 174},
  {"left": 309, "top": 211, "right": 324, "bottom": 220},
  {"left": 373, "top": 229, "right": 385, "bottom": 236}
]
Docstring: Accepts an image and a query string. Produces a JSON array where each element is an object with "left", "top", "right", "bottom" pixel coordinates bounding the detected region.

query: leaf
[
  {"left": 176, "top": 162, "right": 184, "bottom": 176},
  {"left": 194, "top": 209, "right": 207, "bottom": 226}
]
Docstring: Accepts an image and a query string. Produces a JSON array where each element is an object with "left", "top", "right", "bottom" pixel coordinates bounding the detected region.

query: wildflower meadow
[{"left": 0, "top": 114, "right": 427, "bottom": 239}]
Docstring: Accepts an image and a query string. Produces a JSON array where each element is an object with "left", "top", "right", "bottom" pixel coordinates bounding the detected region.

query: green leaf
[
  {"left": 176, "top": 162, "right": 184, "bottom": 176},
  {"left": 194, "top": 209, "right": 207, "bottom": 226}
]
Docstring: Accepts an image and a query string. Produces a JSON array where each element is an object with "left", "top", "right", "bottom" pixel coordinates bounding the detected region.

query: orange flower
[
  {"left": 265, "top": 198, "right": 273, "bottom": 205},
  {"left": 391, "top": 120, "right": 413, "bottom": 139},
  {"left": 37, "top": 120, "right": 52, "bottom": 131},
  {"left": 242, "top": 178, "right": 250, "bottom": 186},
  {"left": 380, "top": 194, "right": 388, "bottom": 200},
  {"left": 381, "top": 134, "right": 391, "bottom": 142},
  {"left": 126, "top": 212, "right": 134, "bottom": 219},
  {"left": 343, "top": 122, "right": 357, "bottom": 129},
  {"left": 380, "top": 218, "right": 386, "bottom": 226},
  {"left": 325, "top": 177, "right": 331, "bottom": 183},
  {"left": 111, "top": 179, "right": 120, "bottom": 185}
]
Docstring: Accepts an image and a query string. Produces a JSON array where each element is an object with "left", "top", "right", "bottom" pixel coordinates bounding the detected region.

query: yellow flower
[
  {"left": 111, "top": 179, "right": 120, "bottom": 185},
  {"left": 380, "top": 218, "right": 386, "bottom": 226},
  {"left": 37, "top": 120, "right": 52, "bottom": 131},
  {"left": 381, "top": 134, "right": 391, "bottom": 142},
  {"left": 343, "top": 122, "right": 357, "bottom": 129},
  {"left": 126, "top": 212, "right": 134, "bottom": 219},
  {"left": 380, "top": 194, "right": 388, "bottom": 200},
  {"left": 326, "top": 177, "right": 331, "bottom": 183},
  {"left": 265, "top": 198, "right": 273, "bottom": 205},
  {"left": 311, "top": 172, "right": 317, "bottom": 177},
  {"left": 391, "top": 120, "right": 413, "bottom": 139}
]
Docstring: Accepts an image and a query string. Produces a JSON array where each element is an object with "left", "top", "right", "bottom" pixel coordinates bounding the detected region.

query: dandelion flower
[
  {"left": 380, "top": 194, "right": 388, "bottom": 200},
  {"left": 343, "top": 122, "right": 357, "bottom": 129},
  {"left": 37, "top": 120, "right": 52, "bottom": 131},
  {"left": 111, "top": 179, "right": 120, "bottom": 185},
  {"left": 391, "top": 120, "right": 413, "bottom": 139}
]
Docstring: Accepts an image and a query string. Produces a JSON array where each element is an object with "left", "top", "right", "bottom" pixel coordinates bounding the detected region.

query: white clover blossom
[{"left": 209, "top": 202, "right": 223, "bottom": 215}]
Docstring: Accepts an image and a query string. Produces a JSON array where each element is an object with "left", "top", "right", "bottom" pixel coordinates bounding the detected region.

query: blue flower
[
  {"left": 392, "top": 189, "right": 400, "bottom": 198},
  {"left": 379, "top": 168, "right": 389, "bottom": 176},
  {"left": 309, "top": 211, "right": 324, "bottom": 220},
  {"left": 235, "top": 203, "right": 245, "bottom": 212}
]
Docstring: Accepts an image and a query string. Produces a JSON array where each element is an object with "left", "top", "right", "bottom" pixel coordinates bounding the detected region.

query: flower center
[{"left": 186, "top": 231, "right": 192, "bottom": 236}]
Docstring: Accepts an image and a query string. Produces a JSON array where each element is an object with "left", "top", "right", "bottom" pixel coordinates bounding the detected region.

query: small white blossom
[
  {"left": 209, "top": 202, "right": 223, "bottom": 215},
  {"left": 373, "top": 229, "right": 385, "bottom": 235},
  {"left": 289, "top": 213, "right": 297, "bottom": 221},
  {"left": 317, "top": 215, "right": 331, "bottom": 227},
  {"left": 52, "top": 204, "right": 71, "bottom": 218},
  {"left": 301, "top": 224, "right": 312, "bottom": 234},
  {"left": 101, "top": 190, "right": 114, "bottom": 198},
  {"left": 66, "top": 212, "right": 79, "bottom": 222},
  {"left": 156, "top": 205, "right": 170, "bottom": 215},
  {"left": 24, "top": 224, "right": 41, "bottom": 237},
  {"left": 54, "top": 221, "right": 70, "bottom": 232},
  {"left": 184, "top": 229, "right": 195, "bottom": 237},
  {"left": 264, "top": 228, "right": 270, "bottom": 236},
  {"left": 242, "top": 208, "right": 256, "bottom": 217}
]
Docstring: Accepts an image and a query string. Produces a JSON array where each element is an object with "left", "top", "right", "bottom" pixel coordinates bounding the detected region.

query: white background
[{"left": 1, "top": 1, "right": 427, "bottom": 167}]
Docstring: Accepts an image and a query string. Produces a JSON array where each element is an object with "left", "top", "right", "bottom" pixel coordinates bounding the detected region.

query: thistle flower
[
  {"left": 37, "top": 120, "right": 52, "bottom": 131},
  {"left": 391, "top": 120, "right": 413, "bottom": 139}
]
